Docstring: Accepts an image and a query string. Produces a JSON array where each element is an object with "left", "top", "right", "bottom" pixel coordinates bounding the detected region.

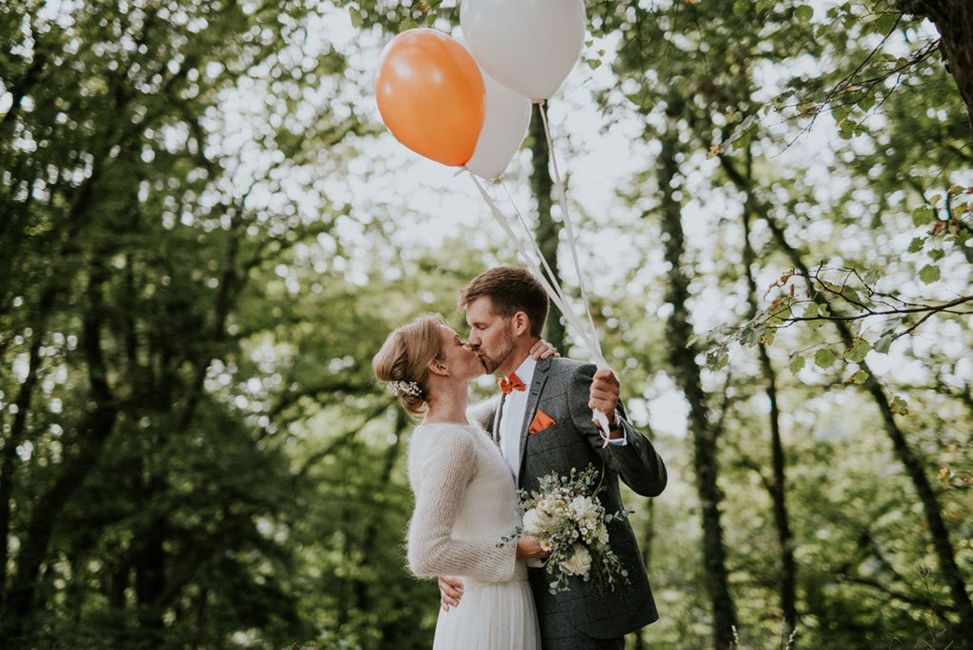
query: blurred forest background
[{"left": 1, "top": 0, "right": 971, "bottom": 648}]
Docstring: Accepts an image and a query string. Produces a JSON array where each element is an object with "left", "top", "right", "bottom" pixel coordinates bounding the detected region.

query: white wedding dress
[{"left": 406, "top": 422, "right": 541, "bottom": 650}]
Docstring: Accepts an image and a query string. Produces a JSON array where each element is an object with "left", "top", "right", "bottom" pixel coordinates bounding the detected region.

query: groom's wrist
[{"left": 607, "top": 409, "right": 627, "bottom": 441}]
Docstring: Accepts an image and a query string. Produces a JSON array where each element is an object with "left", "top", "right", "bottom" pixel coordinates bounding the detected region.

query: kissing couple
[{"left": 372, "top": 266, "right": 667, "bottom": 649}]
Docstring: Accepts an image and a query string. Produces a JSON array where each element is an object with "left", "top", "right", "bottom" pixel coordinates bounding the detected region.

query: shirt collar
[{"left": 512, "top": 355, "right": 537, "bottom": 386}]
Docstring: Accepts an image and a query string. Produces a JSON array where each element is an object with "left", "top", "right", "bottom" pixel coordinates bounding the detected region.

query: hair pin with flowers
[{"left": 386, "top": 380, "right": 422, "bottom": 398}]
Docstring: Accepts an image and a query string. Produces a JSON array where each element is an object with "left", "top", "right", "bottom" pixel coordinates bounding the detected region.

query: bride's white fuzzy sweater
[{"left": 406, "top": 422, "right": 525, "bottom": 584}]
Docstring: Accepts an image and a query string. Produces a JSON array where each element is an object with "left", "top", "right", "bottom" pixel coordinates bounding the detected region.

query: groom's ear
[{"left": 511, "top": 311, "right": 531, "bottom": 337}]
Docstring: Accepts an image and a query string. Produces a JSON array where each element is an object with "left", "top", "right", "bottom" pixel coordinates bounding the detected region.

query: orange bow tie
[{"left": 498, "top": 373, "right": 526, "bottom": 395}]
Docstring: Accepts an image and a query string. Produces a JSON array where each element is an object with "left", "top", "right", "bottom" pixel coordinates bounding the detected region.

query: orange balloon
[{"left": 375, "top": 29, "right": 485, "bottom": 167}]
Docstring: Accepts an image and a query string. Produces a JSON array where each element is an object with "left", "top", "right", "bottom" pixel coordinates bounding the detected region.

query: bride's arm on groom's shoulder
[{"left": 406, "top": 432, "right": 517, "bottom": 583}]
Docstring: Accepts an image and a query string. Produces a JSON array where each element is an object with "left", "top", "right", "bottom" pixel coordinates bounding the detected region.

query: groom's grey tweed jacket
[{"left": 481, "top": 357, "right": 667, "bottom": 643}]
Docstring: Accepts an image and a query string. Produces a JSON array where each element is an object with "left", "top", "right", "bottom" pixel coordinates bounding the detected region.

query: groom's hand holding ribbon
[{"left": 589, "top": 368, "right": 623, "bottom": 442}]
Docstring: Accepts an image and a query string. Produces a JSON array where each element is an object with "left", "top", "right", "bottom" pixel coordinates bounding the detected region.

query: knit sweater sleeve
[{"left": 407, "top": 429, "right": 518, "bottom": 582}]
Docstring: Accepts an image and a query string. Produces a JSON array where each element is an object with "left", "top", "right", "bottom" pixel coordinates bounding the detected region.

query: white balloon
[
  {"left": 465, "top": 70, "right": 532, "bottom": 179},
  {"left": 460, "top": 0, "right": 586, "bottom": 102}
]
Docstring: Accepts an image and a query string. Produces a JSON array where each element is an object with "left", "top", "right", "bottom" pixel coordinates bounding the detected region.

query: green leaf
[
  {"left": 586, "top": 58, "right": 601, "bottom": 70},
  {"left": 740, "top": 325, "right": 756, "bottom": 346},
  {"left": 802, "top": 303, "right": 819, "bottom": 318},
  {"left": 907, "top": 237, "right": 925, "bottom": 253},
  {"left": 789, "top": 355, "right": 806, "bottom": 374},
  {"left": 841, "top": 286, "right": 862, "bottom": 304},
  {"left": 847, "top": 369, "right": 869, "bottom": 384},
  {"left": 757, "top": 327, "right": 776, "bottom": 346},
  {"left": 348, "top": 7, "right": 364, "bottom": 28},
  {"left": 814, "top": 348, "right": 836, "bottom": 369},
  {"left": 874, "top": 12, "right": 898, "bottom": 34},
  {"left": 889, "top": 395, "right": 909, "bottom": 416},
  {"left": 706, "top": 349, "right": 729, "bottom": 370},
  {"left": 912, "top": 206, "right": 935, "bottom": 226},
  {"left": 928, "top": 249, "right": 944, "bottom": 261},
  {"left": 845, "top": 337, "right": 871, "bottom": 362},
  {"left": 874, "top": 331, "right": 896, "bottom": 354},
  {"left": 795, "top": 5, "right": 814, "bottom": 22},
  {"left": 918, "top": 264, "right": 940, "bottom": 284}
]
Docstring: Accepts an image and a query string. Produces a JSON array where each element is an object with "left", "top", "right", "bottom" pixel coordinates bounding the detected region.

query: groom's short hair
[{"left": 459, "top": 266, "right": 548, "bottom": 338}]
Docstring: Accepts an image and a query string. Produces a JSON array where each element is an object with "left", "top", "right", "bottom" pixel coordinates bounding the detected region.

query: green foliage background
[{"left": 1, "top": 0, "right": 970, "bottom": 648}]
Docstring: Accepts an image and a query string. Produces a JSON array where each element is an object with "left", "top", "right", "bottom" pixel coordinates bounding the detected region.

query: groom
[{"left": 440, "top": 266, "right": 667, "bottom": 649}]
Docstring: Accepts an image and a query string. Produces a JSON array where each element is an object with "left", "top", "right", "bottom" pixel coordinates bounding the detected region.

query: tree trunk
[
  {"left": 355, "top": 410, "right": 407, "bottom": 646},
  {"left": 766, "top": 219, "right": 972, "bottom": 645},
  {"left": 0, "top": 299, "right": 48, "bottom": 604},
  {"left": 901, "top": 0, "right": 973, "bottom": 138},
  {"left": 191, "top": 587, "right": 209, "bottom": 650},
  {"left": 2, "top": 259, "right": 119, "bottom": 639},
  {"left": 530, "top": 102, "right": 566, "bottom": 351},
  {"left": 134, "top": 505, "right": 167, "bottom": 634},
  {"left": 658, "top": 100, "right": 737, "bottom": 649},
  {"left": 738, "top": 151, "right": 799, "bottom": 643},
  {"left": 0, "top": 153, "right": 108, "bottom": 602},
  {"left": 720, "top": 155, "right": 973, "bottom": 643}
]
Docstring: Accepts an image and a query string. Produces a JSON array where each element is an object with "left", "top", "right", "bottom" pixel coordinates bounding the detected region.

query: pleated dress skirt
[{"left": 432, "top": 568, "right": 541, "bottom": 650}]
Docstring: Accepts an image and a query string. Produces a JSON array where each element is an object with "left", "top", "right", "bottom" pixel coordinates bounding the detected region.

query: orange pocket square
[{"left": 529, "top": 409, "right": 556, "bottom": 435}]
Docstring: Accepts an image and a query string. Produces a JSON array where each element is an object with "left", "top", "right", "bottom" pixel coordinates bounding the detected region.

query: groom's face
[{"left": 464, "top": 297, "right": 516, "bottom": 375}]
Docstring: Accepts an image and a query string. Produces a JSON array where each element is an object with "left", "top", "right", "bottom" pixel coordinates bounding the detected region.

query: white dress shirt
[{"left": 498, "top": 357, "right": 536, "bottom": 484}]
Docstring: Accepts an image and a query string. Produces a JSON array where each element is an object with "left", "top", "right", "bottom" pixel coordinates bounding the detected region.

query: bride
[{"left": 372, "top": 314, "right": 550, "bottom": 649}]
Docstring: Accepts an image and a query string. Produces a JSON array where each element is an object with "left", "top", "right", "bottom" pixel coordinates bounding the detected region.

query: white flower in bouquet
[
  {"left": 568, "top": 495, "right": 599, "bottom": 526},
  {"left": 537, "top": 496, "right": 566, "bottom": 518},
  {"left": 522, "top": 507, "right": 553, "bottom": 536},
  {"left": 497, "top": 463, "right": 631, "bottom": 594},
  {"left": 562, "top": 545, "right": 592, "bottom": 576},
  {"left": 593, "top": 522, "right": 609, "bottom": 549}
]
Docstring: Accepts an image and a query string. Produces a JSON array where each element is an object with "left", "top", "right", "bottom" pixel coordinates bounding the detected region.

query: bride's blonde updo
[{"left": 372, "top": 314, "right": 447, "bottom": 415}]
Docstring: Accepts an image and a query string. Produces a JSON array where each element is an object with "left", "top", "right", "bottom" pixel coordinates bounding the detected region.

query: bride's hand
[
  {"left": 516, "top": 536, "right": 549, "bottom": 560},
  {"left": 529, "top": 339, "right": 559, "bottom": 360}
]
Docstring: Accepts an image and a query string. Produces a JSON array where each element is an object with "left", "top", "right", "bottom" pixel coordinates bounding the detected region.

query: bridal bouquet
[{"left": 499, "top": 464, "right": 630, "bottom": 594}]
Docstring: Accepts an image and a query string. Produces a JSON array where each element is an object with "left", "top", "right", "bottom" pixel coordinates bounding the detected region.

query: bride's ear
[{"left": 427, "top": 357, "right": 448, "bottom": 378}]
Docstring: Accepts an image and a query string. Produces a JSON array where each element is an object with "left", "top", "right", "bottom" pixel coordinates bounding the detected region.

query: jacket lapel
[
  {"left": 518, "top": 357, "right": 552, "bottom": 475},
  {"left": 491, "top": 393, "right": 505, "bottom": 445}
]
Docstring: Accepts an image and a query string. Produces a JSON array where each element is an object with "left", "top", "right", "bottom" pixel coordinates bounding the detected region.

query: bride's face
[{"left": 436, "top": 325, "right": 483, "bottom": 381}]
